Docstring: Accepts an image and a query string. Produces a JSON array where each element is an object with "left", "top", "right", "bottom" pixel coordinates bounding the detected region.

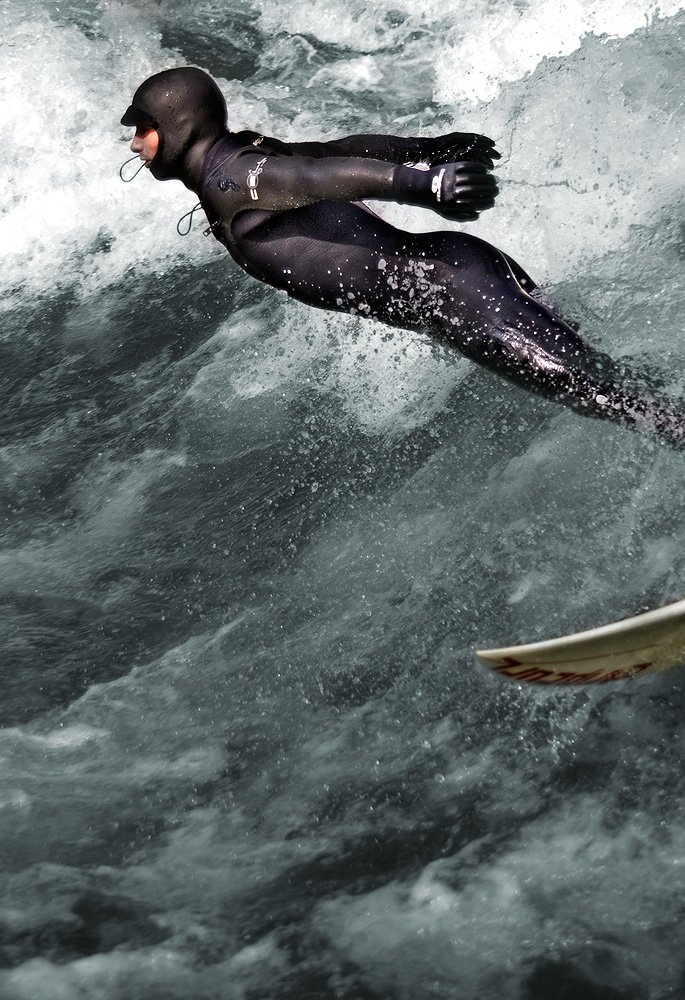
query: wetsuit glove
[
  {"left": 412, "top": 132, "right": 501, "bottom": 169},
  {"left": 392, "top": 162, "right": 498, "bottom": 222}
]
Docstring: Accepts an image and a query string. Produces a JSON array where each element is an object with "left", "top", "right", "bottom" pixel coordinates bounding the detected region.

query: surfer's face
[{"left": 130, "top": 126, "right": 159, "bottom": 168}]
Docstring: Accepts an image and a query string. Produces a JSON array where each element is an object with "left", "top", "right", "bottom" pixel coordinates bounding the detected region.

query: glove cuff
[{"left": 393, "top": 164, "right": 441, "bottom": 207}]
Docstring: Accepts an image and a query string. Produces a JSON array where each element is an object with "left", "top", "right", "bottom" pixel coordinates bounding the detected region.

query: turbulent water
[{"left": 2, "top": 0, "right": 685, "bottom": 997}]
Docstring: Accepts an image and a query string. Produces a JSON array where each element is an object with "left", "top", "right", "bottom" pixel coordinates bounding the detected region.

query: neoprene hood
[{"left": 121, "top": 67, "right": 228, "bottom": 183}]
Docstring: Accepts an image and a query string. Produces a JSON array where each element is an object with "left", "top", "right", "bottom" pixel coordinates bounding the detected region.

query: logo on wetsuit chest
[{"left": 247, "top": 157, "right": 268, "bottom": 201}]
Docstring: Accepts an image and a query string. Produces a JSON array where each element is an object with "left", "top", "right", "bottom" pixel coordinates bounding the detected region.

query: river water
[{"left": 2, "top": 0, "right": 685, "bottom": 997}]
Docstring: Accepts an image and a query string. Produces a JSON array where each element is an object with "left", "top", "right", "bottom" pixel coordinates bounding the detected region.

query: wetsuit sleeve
[
  {"left": 204, "top": 150, "right": 497, "bottom": 223},
  {"left": 288, "top": 132, "right": 501, "bottom": 169},
  {"left": 206, "top": 150, "right": 395, "bottom": 218}
]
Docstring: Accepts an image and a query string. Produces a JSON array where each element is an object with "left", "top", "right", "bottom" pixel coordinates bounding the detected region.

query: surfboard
[{"left": 475, "top": 597, "right": 685, "bottom": 684}]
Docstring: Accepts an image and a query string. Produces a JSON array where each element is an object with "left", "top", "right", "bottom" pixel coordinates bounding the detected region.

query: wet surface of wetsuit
[
  {"left": 122, "top": 68, "right": 685, "bottom": 445},
  {"left": 199, "top": 132, "right": 673, "bottom": 431}
]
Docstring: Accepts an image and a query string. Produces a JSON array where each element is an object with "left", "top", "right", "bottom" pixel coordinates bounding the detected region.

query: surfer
[{"left": 121, "top": 67, "right": 684, "bottom": 444}]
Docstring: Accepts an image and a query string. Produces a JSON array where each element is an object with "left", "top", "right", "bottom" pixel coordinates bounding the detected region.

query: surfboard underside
[{"left": 476, "top": 597, "right": 685, "bottom": 684}]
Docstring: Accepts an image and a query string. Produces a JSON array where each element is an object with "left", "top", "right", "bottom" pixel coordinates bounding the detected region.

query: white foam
[
  {"left": 0, "top": 4, "right": 225, "bottom": 310},
  {"left": 434, "top": 0, "right": 685, "bottom": 104},
  {"left": 255, "top": 0, "right": 449, "bottom": 52}
]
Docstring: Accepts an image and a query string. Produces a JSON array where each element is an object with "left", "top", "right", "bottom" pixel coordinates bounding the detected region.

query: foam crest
[{"left": 435, "top": 0, "right": 685, "bottom": 104}]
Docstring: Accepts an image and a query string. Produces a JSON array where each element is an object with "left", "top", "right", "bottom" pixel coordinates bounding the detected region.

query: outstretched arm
[
  {"left": 288, "top": 132, "right": 501, "bottom": 169},
  {"left": 206, "top": 149, "right": 498, "bottom": 224}
]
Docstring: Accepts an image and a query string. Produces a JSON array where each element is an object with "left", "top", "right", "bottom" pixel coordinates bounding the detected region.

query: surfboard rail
[{"left": 476, "top": 597, "right": 685, "bottom": 684}]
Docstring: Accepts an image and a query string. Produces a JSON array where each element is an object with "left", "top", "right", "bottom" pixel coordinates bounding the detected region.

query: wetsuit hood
[{"left": 121, "top": 67, "right": 228, "bottom": 187}]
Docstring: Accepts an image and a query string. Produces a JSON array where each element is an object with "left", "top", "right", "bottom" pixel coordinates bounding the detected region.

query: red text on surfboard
[{"left": 493, "top": 657, "right": 654, "bottom": 684}]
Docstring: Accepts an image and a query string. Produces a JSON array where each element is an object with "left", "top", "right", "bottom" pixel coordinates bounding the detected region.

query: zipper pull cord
[{"left": 177, "top": 202, "right": 203, "bottom": 236}]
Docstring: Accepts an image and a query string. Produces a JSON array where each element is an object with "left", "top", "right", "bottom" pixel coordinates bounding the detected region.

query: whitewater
[{"left": 2, "top": 0, "right": 685, "bottom": 996}]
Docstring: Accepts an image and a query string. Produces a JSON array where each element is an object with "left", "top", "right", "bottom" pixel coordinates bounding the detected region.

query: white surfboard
[{"left": 476, "top": 597, "right": 685, "bottom": 684}]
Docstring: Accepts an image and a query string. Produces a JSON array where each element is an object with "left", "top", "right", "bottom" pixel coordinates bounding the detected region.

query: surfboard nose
[{"left": 476, "top": 597, "right": 685, "bottom": 684}]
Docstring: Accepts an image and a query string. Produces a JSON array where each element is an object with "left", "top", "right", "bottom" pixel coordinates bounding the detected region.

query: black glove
[
  {"left": 392, "top": 161, "right": 498, "bottom": 222},
  {"left": 411, "top": 132, "right": 501, "bottom": 169}
]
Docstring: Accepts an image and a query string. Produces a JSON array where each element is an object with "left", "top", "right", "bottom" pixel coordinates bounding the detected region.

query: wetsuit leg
[{"left": 233, "top": 202, "right": 685, "bottom": 445}]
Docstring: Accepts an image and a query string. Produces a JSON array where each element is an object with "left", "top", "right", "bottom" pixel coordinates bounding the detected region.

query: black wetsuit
[
  {"left": 199, "top": 132, "right": 673, "bottom": 433},
  {"left": 122, "top": 68, "right": 684, "bottom": 445}
]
